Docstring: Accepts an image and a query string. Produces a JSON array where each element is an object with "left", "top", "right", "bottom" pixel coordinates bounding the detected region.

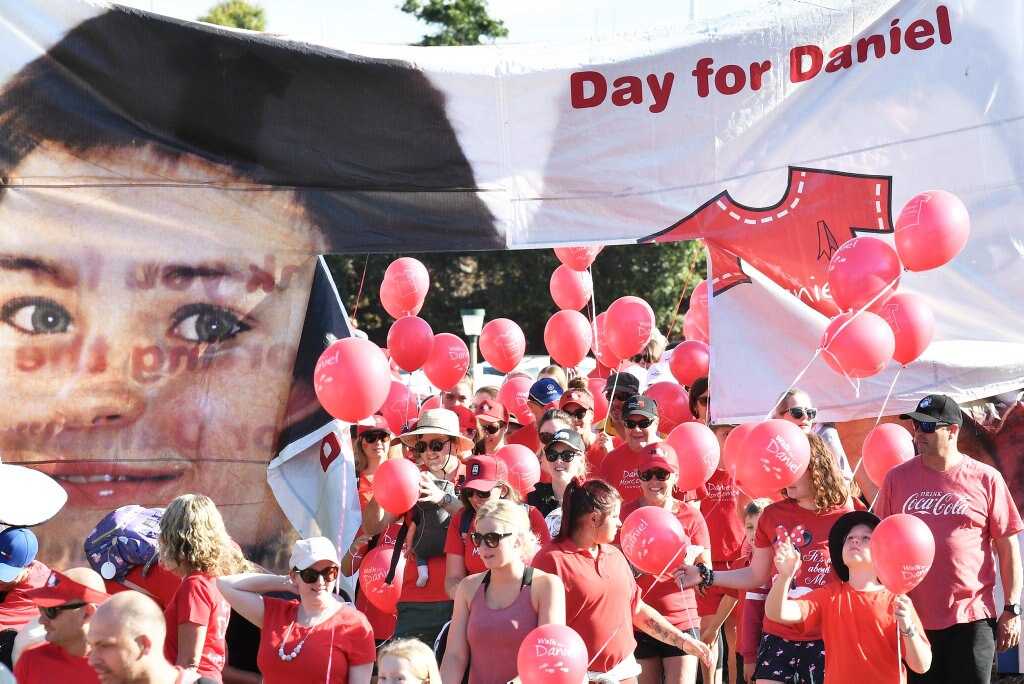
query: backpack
[{"left": 84, "top": 505, "right": 164, "bottom": 581}]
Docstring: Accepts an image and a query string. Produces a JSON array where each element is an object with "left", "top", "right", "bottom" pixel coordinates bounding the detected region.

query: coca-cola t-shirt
[{"left": 875, "top": 455, "right": 1024, "bottom": 631}]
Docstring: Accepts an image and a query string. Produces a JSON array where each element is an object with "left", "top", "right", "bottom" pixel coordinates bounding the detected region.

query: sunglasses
[
  {"left": 606, "top": 391, "right": 632, "bottom": 402},
  {"left": 624, "top": 418, "right": 653, "bottom": 430},
  {"left": 697, "top": 396, "right": 710, "bottom": 407},
  {"left": 39, "top": 603, "right": 87, "bottom": 620},
  {"left": 296, "top": 565, "right": 340, "bottom": 584},
  {"left": 545, "top": 449, "right": 578, "bottom": 463},
  {"left": 362, "top": 432, "right": 391, "bottom": 444},
  {"left": 631, "top": 353, "right": 652, "bottom": 363},
  {"left": 463, "top": 487, "right": 496, "bottom": 499},
  {"left": 565, "top": 408, "right": 590, "bottom": 420},
  {"left": 912, "top": 419, "right": 950, "bottom": 434},
  {"left": 639, "top": 469, "right": 672, "bottom": 482},
  {"left": 469, "top": 531, "right": 514, "bottom": 548},
  {"left": 414, "top": 438, "right": 452, "bottom": 454},
  {"left": 783, "top": 407, "right": 817, "bottom": 421},
  {"left": 481, "top": 422, "right": 506, "bottom": 435}
]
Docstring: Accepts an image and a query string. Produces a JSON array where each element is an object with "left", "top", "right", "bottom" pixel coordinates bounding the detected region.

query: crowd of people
[{"left": 0, "top": 352, "right": 1021, "bottom": 684}]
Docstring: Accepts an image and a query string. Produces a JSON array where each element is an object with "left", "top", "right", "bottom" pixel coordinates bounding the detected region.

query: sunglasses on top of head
[
  {"left": 469, "top": 531, "right": 514, "bottom": 548},
  {"left": 544, "top": 448, "right": 578, "bottom": 463},
  {"left": 624, "top": 417, "right": 653, "bottom": 430},
  {"left": 362, "top": 432, "right": 390, "bottom": 444},
  {"left": 783, "top": 407, "right": 817, "bottom": 421},
  {"left": 39, "top": 603, "right": 87, "bottom": 620},
  {"left": 912, "top": 419, "right": 950, "bottom": 434},
  {"left": 638, "top": 469, "right": 672, "bottom": 482},
  {"left": 481, "top": 422, "right": 506, "bottom": 435},
  {"left": 295, "top": 566, "right": 339, "bottom": 584},
  {"left": 414, "top": 438, "right": 452, "bottom": 454}
]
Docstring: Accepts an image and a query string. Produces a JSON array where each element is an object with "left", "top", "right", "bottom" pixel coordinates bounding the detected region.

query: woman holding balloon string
[
  {"left": 532, "top": 478, "right": 712, "bottom": 682},
  {"left": 617, "top": 443, "right": 711, "bottom": 684},
  {"left": 440, "top": 499, "right": 565, "bottom": 683},
  {"left": 675, "top": 433, "right": 856, "bottom": 684}
]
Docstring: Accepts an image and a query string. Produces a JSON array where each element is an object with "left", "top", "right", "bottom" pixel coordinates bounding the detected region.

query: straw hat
[{"left": 399, "top": 408, "right": 475, "bottom": 451}]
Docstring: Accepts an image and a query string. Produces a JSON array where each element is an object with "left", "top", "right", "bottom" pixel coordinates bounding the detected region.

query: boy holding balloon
[{"left": 766, "top": 511, "right": 931, "bottom": 683}]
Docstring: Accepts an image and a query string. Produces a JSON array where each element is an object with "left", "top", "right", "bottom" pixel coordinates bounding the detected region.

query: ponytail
[{"left": 554, "top": 478, "right": 620, "bottom": 542}]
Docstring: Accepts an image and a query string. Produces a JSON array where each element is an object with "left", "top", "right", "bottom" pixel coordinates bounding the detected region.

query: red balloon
[
  {"left": 735, "top": 420, "right": 810, "bottom": 493},
  {"left": 668, "top": 340, "right": 711, "bottom": 386},
  {"left": 688, "top": 282, "right": 710, "bottom": 338},
  {"left": 479, "top": 318, "right": 526, "bottom": 374},
  {"left": 871, "top": 514, "right": 935, "bottom": 594},
  {"left": 895, "top": 190, "right": 970, "bottom": 272},
  {"left": 496, "top": 444, "right": 541, "bottom": 496},
  {"left": 372, "top": 458, "right": 421, "bottom": 515},
  {"left": 827, "top": 236, "right": 901, "bottom": 312},
  {"left": 876, "top": 292, "right": 935, "bottom": 365},
  {"left": 497, "top": 376, "right": 534, "bottom": 426},
  {"left": 721, "top": 423, "right": 756, "bottom": 478},
  {"left": 419, "top": 394, "right": 441, "bottom": 415},
  {"left": 666, "top": 422, "right": 720, "bottom": 491},
  {"left": 553, "top": 245, "right": 603, "bottom": 271},
  {"left": 549, "top": 265, "right": 594, "bottom": 311},
  {"left": 820, "top": 311, "right": 895, "bottom": 379},
  {"left": 605, "top": 296, "right": 656, "bottom": 360},
  {"left": 590, "top": 312, "right": 619, "bottom": 369},
  {"left": 380, "top": 257, "right": 429, "bottom": 318},
  {"left": 359, "top": 546, "right": 404, "bottom": 612},
  {"left": 314, "top": 338, "right": 391, "bottom": 422},
  {"left": 620, "top": 506, "right": 690, "bottom": 576},
  {"left": 861, "top": 423, "right": 915, "bottom": 488},
  {"left": 517, "top": 624, "right": 589, "bottom": 684},
  {"left": 381, "top": 381, "right": 418, "bottom": 437},
  {"left": 386, "top": 316, "right": 433, "bottom": 372},
  {"left": 587, "top": 377, "right": 610, "bottom": 422},
  {"left": 643, "top": 382, "right": 692, "bottom": 434},
  {"left": 422, "top": 333, "right": 470, "bottom": 391},
  {"left": 544, "top": 310, "right": 593, "bottom": 367}
]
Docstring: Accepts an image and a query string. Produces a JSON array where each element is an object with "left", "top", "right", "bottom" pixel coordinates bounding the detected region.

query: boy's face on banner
[{"left": 0, "top": 145, "right": 322, "bottom": 565}]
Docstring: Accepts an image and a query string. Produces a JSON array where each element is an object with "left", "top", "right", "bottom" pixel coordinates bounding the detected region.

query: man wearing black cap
[
  {"left": 876, "top": 394, "right": 1024, "bottom": 684},
  {"left": 596, "top": 394, "right": 660, "bottom": 500},
  {"left": 594, "top": 371, "right": 643, "bottom": 454}
]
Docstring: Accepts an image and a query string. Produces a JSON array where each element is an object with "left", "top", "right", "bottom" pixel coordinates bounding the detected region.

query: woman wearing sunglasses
[
  {"left": 472, "top": 400, "right": 509, "bottom": 455},
  {"left": 217, "top": 537, "right": 374, "bottom": 683},
  {"left": 353, "top": 415, "right": 396, "bottom": 512},
  {"left": 688, "top": 377, "right": 711, "bottom": 425},
  {"left": 441, "top": 499, "right": 565, "bottom": 684},
  {"left": 536, "top": 428, "right": 589, "bottom": 538},
  {"left": 525, "top": 408, "right": 576, "bottom": 516},
  {"left": 444, "top": 455, "right": 550, "bottom": 600},
  {"left": 774, "top": 389, "right": 862, "bottom": 496}
]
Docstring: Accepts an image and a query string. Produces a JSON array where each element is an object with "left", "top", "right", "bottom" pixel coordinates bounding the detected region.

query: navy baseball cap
[
  {"left": 529, "top": 378, "right": 564, "bottom": 406},
  {"left": 0, "top": 527, "right": 38, "bottom": 582}
]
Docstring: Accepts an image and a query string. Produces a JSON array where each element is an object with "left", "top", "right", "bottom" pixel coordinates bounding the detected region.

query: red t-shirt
[
  {"left": 14, "top": 641, "right": 99, "bottom": 684},
  {"left": 257, "top": 597, "right": 375, "bottom": 684},
  {"left": 697, "top": 469, "right": 747, "bottom": 563},
  {"left": 799, "top": 582, "right": 929, "bottom": 684},
  {"left": 352, "top": 523, "right": 402, "bottom": 640},
  {"left": 585, "top": 441, "right": 608, "bottom": 472},
  {"left": 620, "top": 499, "right": 709, "bottom": 631},
  {"left": 754, "top": 499, "right": 853, "bottom": 641},
  {"left": 163, "top": 573, "right": 230, "bottom": 681},
  {"left": 444, "top": 506, "right": 552, "bottom": 574},
  {"left": 596, "top": 443, "right": 645, "bottom": 501},
  {"left": 105, "top": 563, "right": 183, "bottom": 610},
  {"left": 507, "top": 426, "right": 540, "bottom": 454},
  {"left": 875, "top": 455, "right": 1024, "bottom": 630},
  {"left": 531, "top": 539, "right": 641, "bottom": 674},
  {"left": 0, "top": 561, "right": 50, "bottom": 629}
]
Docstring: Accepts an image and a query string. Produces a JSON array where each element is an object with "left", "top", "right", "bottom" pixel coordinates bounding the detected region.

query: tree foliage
[
  {"left": 401, "top": 0, "right": 509, "bottom": 46},
  {"left": 198, "top": 0, "right": 267, "bottom": 31}
]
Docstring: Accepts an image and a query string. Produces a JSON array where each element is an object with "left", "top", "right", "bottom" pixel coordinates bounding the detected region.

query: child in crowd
[
  {"left": 737, "top": 498, "right": 772, "bottom": 683},
  {"left": 377, "top": 638, "right": 442, "bottom": 684},
  {"left": 765, "top": 511, "right": 932, "bottom": 683}
]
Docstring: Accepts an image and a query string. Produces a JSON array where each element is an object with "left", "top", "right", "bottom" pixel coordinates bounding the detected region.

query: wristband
[
  {"left": 696, "top": 562, "right": 715, "bottom": 589},
  {"left": 899, "top": 624, "right": 917, "bottom": 638}
]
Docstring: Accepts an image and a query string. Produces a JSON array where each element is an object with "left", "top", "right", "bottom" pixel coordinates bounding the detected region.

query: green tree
[
  {"left": 401, "top": 0, "right": 509, "bottom": 46},
  {"left": 198, "top": 0, "right": 267, "bottom": 31}
]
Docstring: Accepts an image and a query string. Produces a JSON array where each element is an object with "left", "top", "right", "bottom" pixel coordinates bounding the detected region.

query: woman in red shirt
[{"left": 353, "top": 415, "right": 396, "bottom": 512}]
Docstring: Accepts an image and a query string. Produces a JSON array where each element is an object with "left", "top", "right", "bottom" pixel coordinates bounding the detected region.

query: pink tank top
[{"left": 466, "top": 569, "right": 538, "bottom": 684}]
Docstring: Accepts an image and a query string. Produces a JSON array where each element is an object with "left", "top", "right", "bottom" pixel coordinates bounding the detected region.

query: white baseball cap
[{"left": 289, "top": 537, "right": 340, "bottom": 571}]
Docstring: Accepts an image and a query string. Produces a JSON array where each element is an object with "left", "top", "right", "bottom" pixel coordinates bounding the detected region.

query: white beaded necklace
[{"left": 278, "top": 606, "right": 334, "bottom": 662}]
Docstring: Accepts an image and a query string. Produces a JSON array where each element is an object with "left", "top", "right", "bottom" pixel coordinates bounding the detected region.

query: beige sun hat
[{"left": 400, "top": 408, "right": 475, "bottom": 451}]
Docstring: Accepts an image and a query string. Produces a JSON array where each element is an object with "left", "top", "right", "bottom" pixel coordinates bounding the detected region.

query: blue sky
[{"left": 114, "top": 0, "right": 758, "bottom": 45}]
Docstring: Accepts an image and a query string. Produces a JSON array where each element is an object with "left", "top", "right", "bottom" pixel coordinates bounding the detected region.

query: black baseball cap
[
  {"left": 547, "top": 428, "right": 585, "bottom": 452},
  {"left": 899, "top": 394, "right": 963, "bottom": 426},
  {"left": 828, "top": 510, "right": 880, "bottom": 582},
  {"left": 605, "top": 372, "right": 641, "bottom": 396},
  {"left": 621, "top": 394, "right": 658, "bottom": 420}
]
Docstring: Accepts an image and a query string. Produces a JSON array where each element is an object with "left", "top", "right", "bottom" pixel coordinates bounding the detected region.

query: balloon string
[
  {"left": 763, "top": 349, "right": 824, "bottom": 421},
  {"left": 850, "top": 365, "right": 903, "bottom": 483},
  {"left": 895, "top": 605, "right": 903, "bottom": 679},
  {"left": 667, "top": 242, "right": 704, "bottom": 340},
  {"left": 350, "top": 254, "right": 370, "bottom": 320}
]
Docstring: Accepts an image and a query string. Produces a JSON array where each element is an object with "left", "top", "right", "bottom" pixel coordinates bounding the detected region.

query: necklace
[{"left": 277, "top": 606, "right": 334, "bottom": 662}]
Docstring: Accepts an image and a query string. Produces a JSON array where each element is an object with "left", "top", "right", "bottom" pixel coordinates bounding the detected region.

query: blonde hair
[
  {"left": 159, "top": 494, "right": 249, "bottom": 576},
  {"left": 475, "top": 499, "right": 539, "bottom": 561},
  {"left": 378, "top": 638, "right": 441, "bottom": 684},
  {"left": 538, "top": 365, "right": 567, "bottom": 390}
]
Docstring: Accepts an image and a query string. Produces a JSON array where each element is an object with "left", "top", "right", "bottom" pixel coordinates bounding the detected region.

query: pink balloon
[
  {"left": 496, "top": 444, "right": 541, "bottom": 496},
  {"left": 590, "top": 312, "right": 619, "bottom": 369},
  {"left": 820, "top": 311, "right": 895, "bottom": 379},
  {"left": 359, "top": 546, "right": 404, "bottom": 612},
  {"left": 827, "top": 236, "right": 901, "bottom": 312},
  {"left": 876, "top": 292, "right": 935, "bottom": 365},
  {"left": 553, "top": 245, "right": 603, "bottom": 271},
  {"left": 682, "top": 310, "right": 709, "bottom": 344},
  {"left": 314, "top": 338, "right": 391, "bottom": 422},
  {"left": 497, "top": 376, "right": 534, "bottom": 426},
  {"left": 666, "top": 422, "right": 720, "bottom": 491},
  {"left": 668, "top": 340, "right": 710, "bottom": 386},
  {"left": 549, "top": 265, "right": 594, "bottom": 311},
  {"left": 544, "top": 310, "right": 593, "bottom": 367},
  {"left": 604, "top": 296, "right": 656, "bottom": 360},
  {"left": 861, "top": 423, "right": 915, "bottom": 488},
  {"left": 587, "top": 377, "right": 610, "bottom": 422},
  {"left": 419, "top": 394, "right": 441, "bottom": 415},
  {"left": 620, "top": 506, "right": 690, "bottom": 576},
  {"left": 643, "top": 382, "right": 692, "bottom": 434},
  {"left": 517, "top": 624, "right": 589, "bottom": 684},
  {"left": 381, "top": 381, "right": 418, "bottom": 437},
  {"left": 735, "top": 420, "right": 810, "bottom": 493},
  {"left": 380, "top": 257, "right": 429, "bottom": 318},
  {"left": 895, "top": 190, "right": 971, "bottom": 272},
  {"left": 422, "top": 333, "right": 470, "bottom": 391},
  {"left": 479, "top": 318, "right": 526, "bottom": 374},
  {"left": 372, "top": 457, "right": 421, "bottom": 515},
  {"left": 386, "top": 316, "right": 433, "bottom": 372},
  {"left": 872, "top": 514, "right": 935, "bottom": 594},
  {"left": 721, "top": 423, "right": 756, "bottom": 478},
  {"left": 688, "top": 282, "right": 710, "bottom": 338}
]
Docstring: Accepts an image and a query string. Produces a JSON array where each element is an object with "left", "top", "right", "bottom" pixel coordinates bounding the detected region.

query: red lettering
[
  {"left": 789, "top": 45, "right": 822, "bottom": 83},
  {"left": 570, "top": 71, "right": 607, "bottom": 109}
]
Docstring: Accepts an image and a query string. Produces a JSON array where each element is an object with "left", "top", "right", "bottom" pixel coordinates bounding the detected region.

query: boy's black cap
[
  {"left": 899, "top": 394, "right": 963, "bottom": 426},
  {"left": 828, "top": 510, "right": 881, "bottom": 582}
]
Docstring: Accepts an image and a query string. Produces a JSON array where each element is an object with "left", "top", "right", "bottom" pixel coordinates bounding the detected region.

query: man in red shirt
[
  {"left": 876, "top": 394, "right": 1024, "bottom": 684},
  {"left": 597, "top": 394, "right": 660, "bottom": 500},
  {"left": 594, "top": 371, "right": 642, "bottom": 454},
  {"left": 15, "top": 568, "right": 110, "bottom": 683}
]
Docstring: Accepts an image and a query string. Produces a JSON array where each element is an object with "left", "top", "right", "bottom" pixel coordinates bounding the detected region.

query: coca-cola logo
[{"left": 902, "top": 491, "right": 971, "bottom": 516}]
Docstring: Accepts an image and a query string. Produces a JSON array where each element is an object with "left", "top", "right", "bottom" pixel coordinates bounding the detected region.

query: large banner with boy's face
[{"left": 1, "top": 0, "right": 1022, "bottom": 564}]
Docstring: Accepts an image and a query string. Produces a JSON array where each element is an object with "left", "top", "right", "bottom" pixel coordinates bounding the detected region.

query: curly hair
[
  {"left": 475, "top": 499, "right": 539, "bottom": 562},
  {"left": 786, "top": 433, "right": 848, "bottom": 513},
  {"left": 556, "top": 478, "right": 621, "bottom": 542},
  {"left": 159, "top": 494, "right": 249, "bottom": 576}
]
